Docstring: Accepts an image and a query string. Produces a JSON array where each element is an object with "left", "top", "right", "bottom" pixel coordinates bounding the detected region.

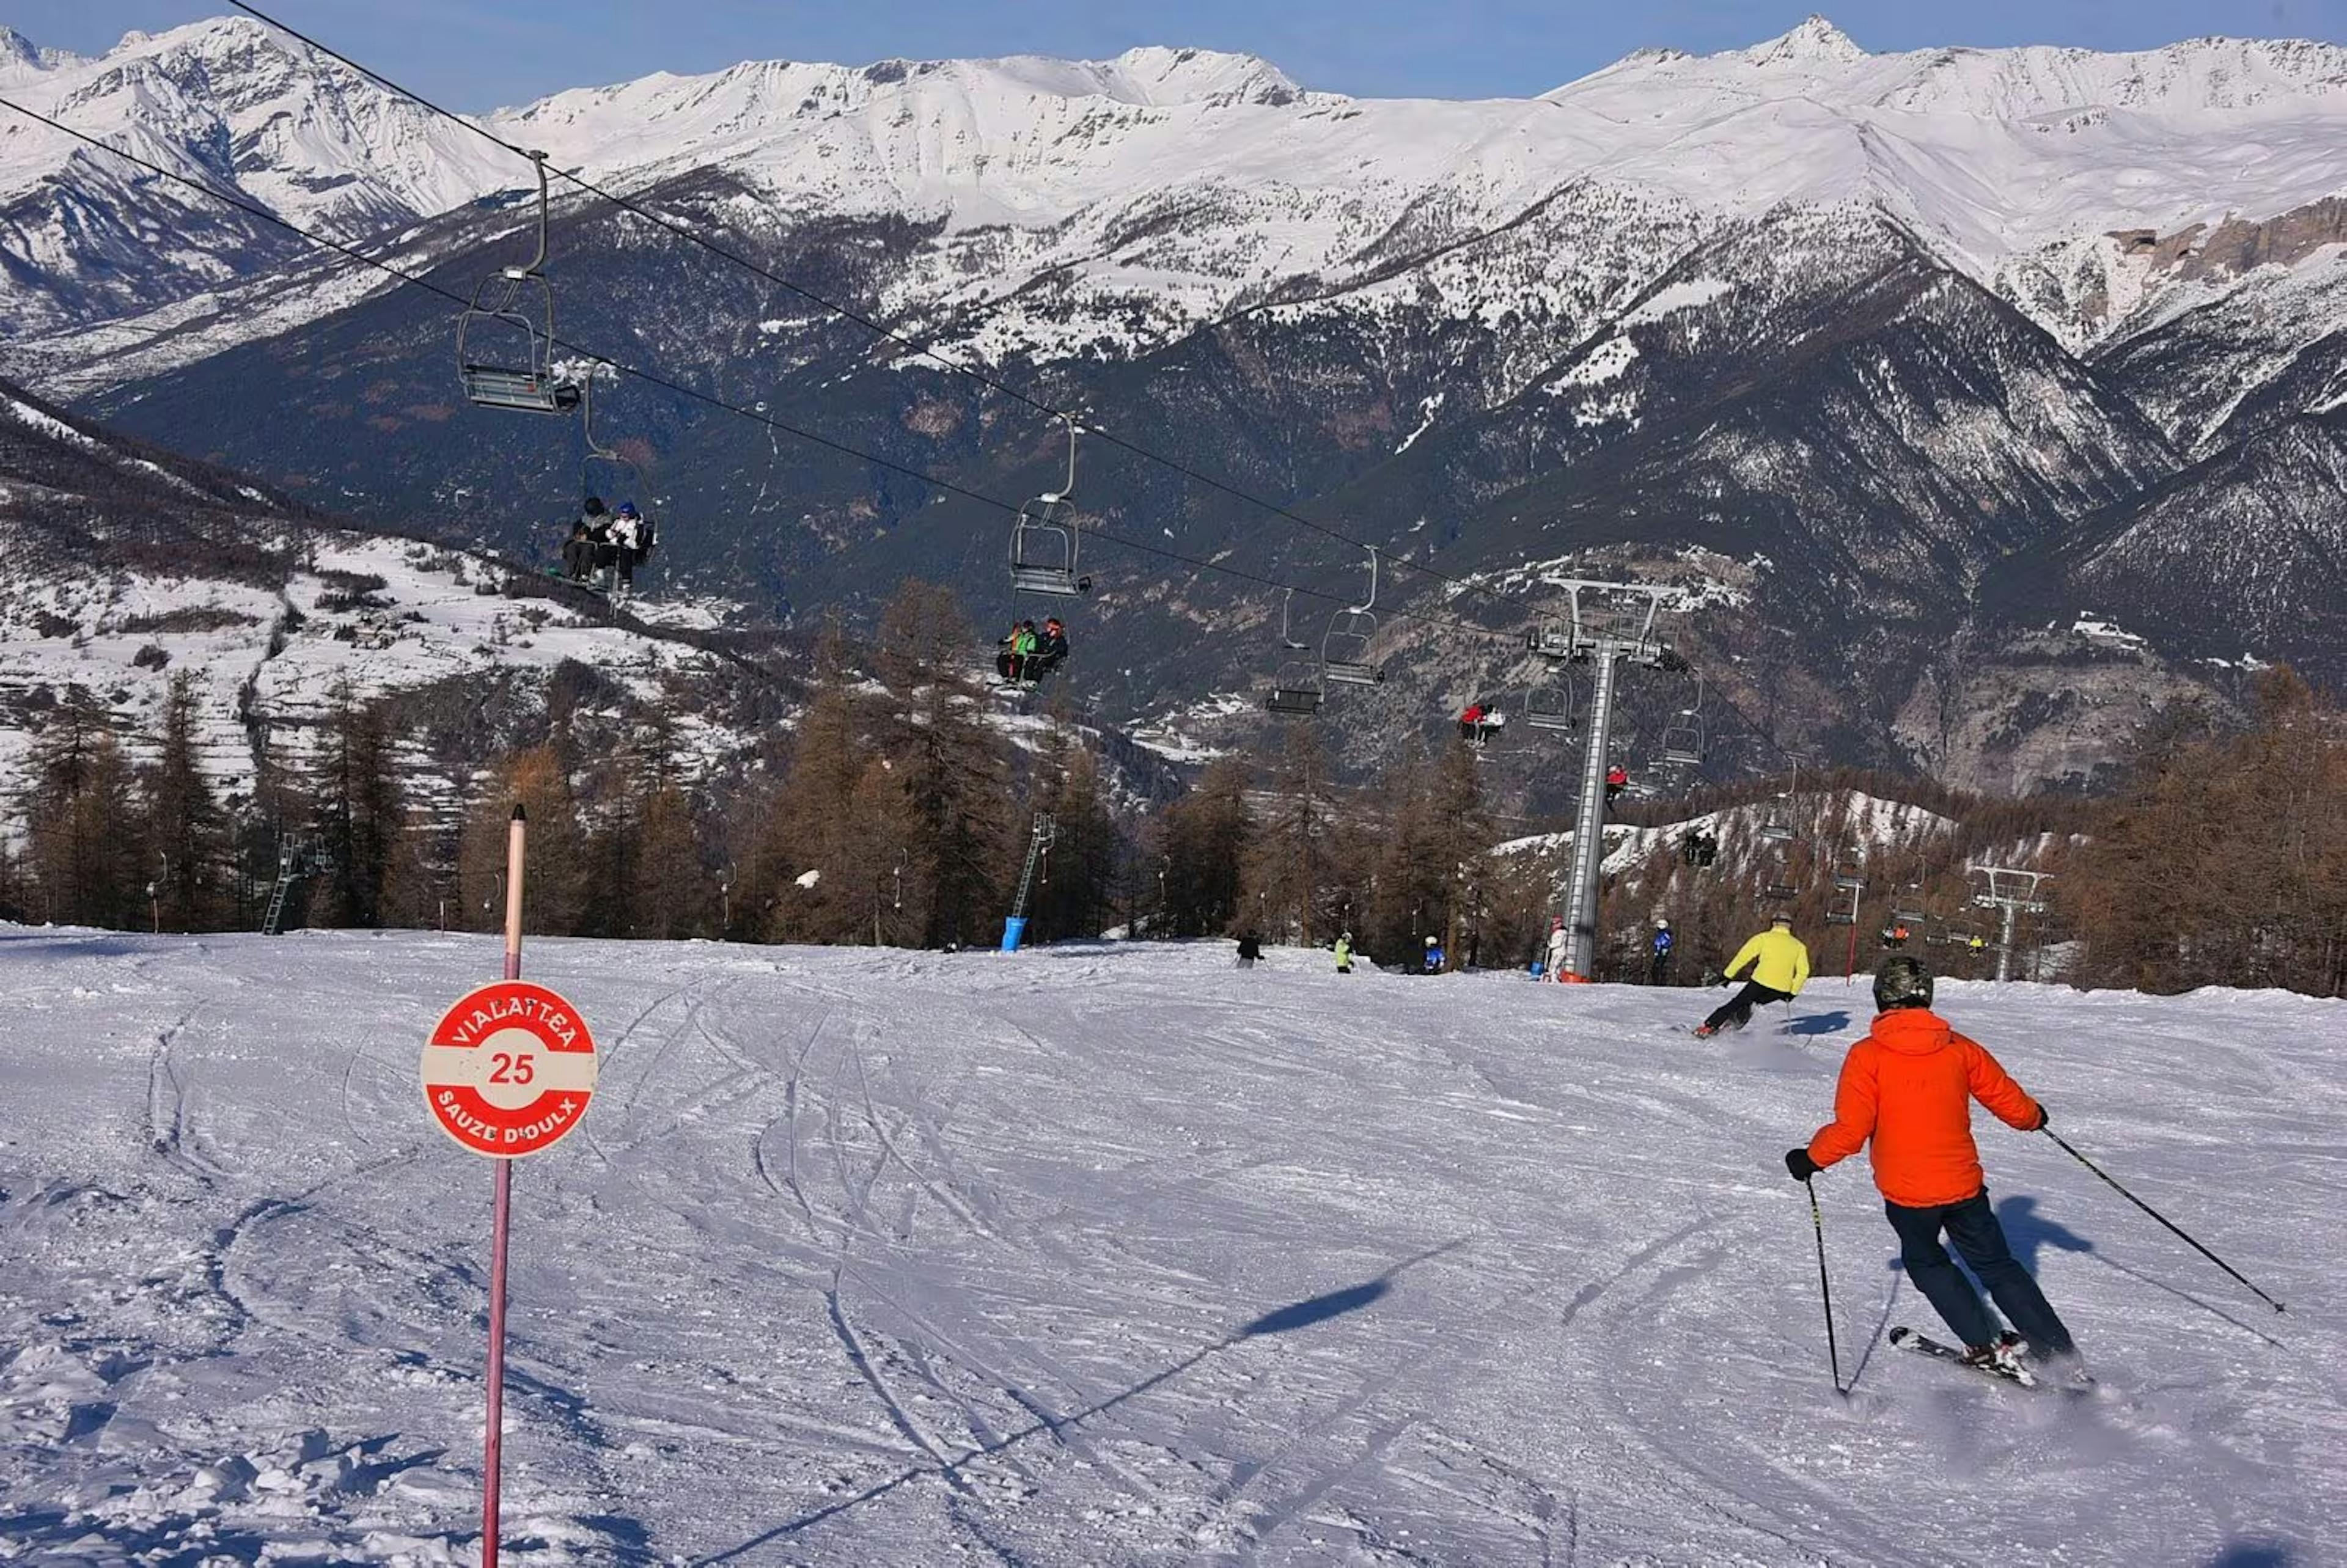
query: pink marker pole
[{"left": 483, "top": 804, "right": 526, "bottom": 1568}]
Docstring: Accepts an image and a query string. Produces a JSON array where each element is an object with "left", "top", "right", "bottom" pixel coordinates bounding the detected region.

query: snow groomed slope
[{"left": 0, "top": 930, "right": 2338, "bottom": 1564}]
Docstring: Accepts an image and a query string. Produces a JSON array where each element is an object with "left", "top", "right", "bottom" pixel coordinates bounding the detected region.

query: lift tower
[
  {"left": 1967, "top": 865, "right": 2051, "bottom": 983},
  {"left": 1543, "top": 581, "right": 1682, "bottom": 982}
]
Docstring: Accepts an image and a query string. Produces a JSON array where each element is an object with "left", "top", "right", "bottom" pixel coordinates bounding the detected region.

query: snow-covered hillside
[
  {"left": 1, "top": 930, "right": 2337, "bottom": 1563},
  {"left": 0, "top": 379, "right": 766, "bottom": 816}
]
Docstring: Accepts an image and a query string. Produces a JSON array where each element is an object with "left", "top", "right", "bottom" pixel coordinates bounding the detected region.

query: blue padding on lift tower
[{"left": 1001, "top": 917, "right": 1027, "bottom": 953}]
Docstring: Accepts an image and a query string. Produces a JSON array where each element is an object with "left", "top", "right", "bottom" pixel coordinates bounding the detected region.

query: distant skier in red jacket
[{"left": 1783, "top": 956, "right": 2081, "bottom": 1380}]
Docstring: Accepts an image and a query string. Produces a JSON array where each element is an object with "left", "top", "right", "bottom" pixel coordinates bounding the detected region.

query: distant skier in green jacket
[{"left": 1333, "top": 933, "right": 1354, "bottom": 974}]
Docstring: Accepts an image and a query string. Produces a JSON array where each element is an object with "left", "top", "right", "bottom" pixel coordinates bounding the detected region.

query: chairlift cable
[
  {"left": 218, "top": 0, "right": 1620, "bottom": 631},
  {"left": 0, "top": 94, "right": 1527, "bottom": 649}
]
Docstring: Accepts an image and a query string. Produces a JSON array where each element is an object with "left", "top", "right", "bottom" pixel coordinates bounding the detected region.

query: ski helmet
[
  {"left": 1771, "top": 913, "right": 1792, "bottom": 928},
  {"left": 1655, "top": 917, "right": 1669, "bottom": 929},
  {"left": 1425, "top": 935, "right": 1438, "bottom": 947},
  {"left": 1873, "top": 955, "right": 1934, "bottom": 1013}
]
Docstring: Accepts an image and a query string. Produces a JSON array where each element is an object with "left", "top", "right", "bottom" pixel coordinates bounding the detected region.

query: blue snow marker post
[{"left": 1001, "top": 916, "right": 1027, "bottom": 953}]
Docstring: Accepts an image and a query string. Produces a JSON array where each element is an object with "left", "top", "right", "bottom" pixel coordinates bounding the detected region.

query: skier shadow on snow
[
  {"left": 698, "top": 1239, "right": 1469, "bottom": 1562},
  {"left": 2204, "top": 1540, "right": 2297, "bottom": 1567},
  {"left": 1863, "top": 1196, "right": 2282, "bottom": 1352},
  {"left": 1778, "top": 1009, "right": 1850, "bottom": 1037},
  {"left": 1999, "top": 1194, "right": 2286, "bottom": 1348}
]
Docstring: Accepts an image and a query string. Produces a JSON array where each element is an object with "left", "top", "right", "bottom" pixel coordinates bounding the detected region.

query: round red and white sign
[{"left": 421, "top": 980, "right": 598, "bottom": 1158}]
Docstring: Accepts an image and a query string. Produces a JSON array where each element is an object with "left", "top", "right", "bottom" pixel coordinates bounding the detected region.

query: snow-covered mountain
[
  {"left": 0, "top": 19, "right": 509, "bottom": 334},
  {"left": 10, "top": 15, "right": 2347, "bottom": 359},
  {"left": 4, "top": 15, "right": 2345, "bottom": 789}
]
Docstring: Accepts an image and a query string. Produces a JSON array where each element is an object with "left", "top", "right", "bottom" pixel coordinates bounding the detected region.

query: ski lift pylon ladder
[
  {"left": 1009, "top": 414, "right": 1086, "bottom": 597},
  {"left": 457, "top": 151, "right": 581, "bottom": 415},
  {"left": 1321, "top": 546, "right": 1385, "bottom": 687}
]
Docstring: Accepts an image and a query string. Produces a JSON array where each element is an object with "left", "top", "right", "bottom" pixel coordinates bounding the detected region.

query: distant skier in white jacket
[{"left": 1544, "top": 917, "right": 1569, "bottom": 981}]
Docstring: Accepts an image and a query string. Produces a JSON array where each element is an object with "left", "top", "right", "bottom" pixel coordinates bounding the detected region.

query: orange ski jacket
[{"left": 1805, "top": 1009, "right": 2043, "bottom": 1209}]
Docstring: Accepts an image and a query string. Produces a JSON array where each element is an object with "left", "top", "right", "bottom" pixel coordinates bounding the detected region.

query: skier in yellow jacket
[{"left": 1694, "top": 914, "right": 1810, "bottom": 1037}]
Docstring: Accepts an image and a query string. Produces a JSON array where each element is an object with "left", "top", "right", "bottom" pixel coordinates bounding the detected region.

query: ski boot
[
  {"left": 1692, "top": 1024, "right": 1719, "bottom": 1039},
  {"left": 1961, "top": 1332, "right": 2033, "bottom": 1383}
]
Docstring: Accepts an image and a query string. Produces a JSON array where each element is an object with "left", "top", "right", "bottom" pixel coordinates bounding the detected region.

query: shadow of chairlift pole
[{"left": 696, "top": 1239, "right": 1472, "bottom": 1563}]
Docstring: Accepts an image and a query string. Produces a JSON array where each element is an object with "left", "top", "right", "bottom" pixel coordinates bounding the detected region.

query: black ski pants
[
  {"left": 1703, "top": 980, "right": 1790, "bottom": 1032},
  {"left": 1886, "top": 1190, "right": 2076, "bottom": 1355}
]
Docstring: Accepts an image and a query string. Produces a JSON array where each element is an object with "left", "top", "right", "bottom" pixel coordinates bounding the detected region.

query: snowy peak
[
  {"left": 1100, "top": 46, "right": 1304, "bottom": 106},
  {"left": 1741, "top": 15, "right": 1868, "bottom": 68}
]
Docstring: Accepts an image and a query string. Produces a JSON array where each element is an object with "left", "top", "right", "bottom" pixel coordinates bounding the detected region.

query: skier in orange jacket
[{"left": 1784, "top": 956, "right": 2079, "bottom": 1379}]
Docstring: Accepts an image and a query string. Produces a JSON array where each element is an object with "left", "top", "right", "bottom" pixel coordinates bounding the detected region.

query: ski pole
[
  {"left": 1804, "top": 1176, "right": 1845, "bottom": 1394},
  {"left": 2041, "top": 1129, "right": 2286, "bottom": 1314}
]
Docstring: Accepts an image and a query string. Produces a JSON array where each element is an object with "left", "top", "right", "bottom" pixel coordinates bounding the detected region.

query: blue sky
[{"left": 12, "top": 1, "right": 2344, "bottom": 108}]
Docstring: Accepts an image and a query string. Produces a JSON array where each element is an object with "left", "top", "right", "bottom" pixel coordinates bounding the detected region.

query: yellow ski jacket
[{"left": 1726, "top": 927, "right": 1811, "bottom": 995}]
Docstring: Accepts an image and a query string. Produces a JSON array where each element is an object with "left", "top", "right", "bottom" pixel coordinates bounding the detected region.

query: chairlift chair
[
  {"left": 1659, "top": 673, "right": 1706, "bottom": 766},
  {"left": 1322, "top": 546, "right": 1386, "bottom": 687},
  {"left": 457, "top": 152, "right": 581, "bottom": 415},
  {"left": 1263, "top": 593, "right": 1324, "bottom": 714},
  {"left": 1764, "top": 880, "right": 1799, "bottom": 902},
  {"left": 1524, "top": 678, "right": 1576, "bottom": 732},
  {"left": 1008, "top": 414, "right": 1087, "bottom": 597},
  {"left": 1265, "top": 660, "right": 1325, "bottom": 717},
  {"left": 1755, "top": 755, "right": 1802, "bottom": 843}
]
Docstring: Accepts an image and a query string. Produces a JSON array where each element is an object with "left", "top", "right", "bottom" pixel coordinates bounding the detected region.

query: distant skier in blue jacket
[
  {"left": 1423, "top": 935, "right": 1445, "bottom": 973},
  {"left": 1649, "top": 919, "right": 1675, "bottom": 985}
]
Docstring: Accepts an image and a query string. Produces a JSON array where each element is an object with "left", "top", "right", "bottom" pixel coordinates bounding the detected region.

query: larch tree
[
  {"left": 314, "top": 680, "right": 405, "bottom": 929},
  {"left": 1155, "top": 755, "right": 1252, "bottom": 937},
  {"left": 458, "top": 747, "right": 589, "bottom": 935},
  {"left": 26, "top": 694, "right": 145, "bottom": 929},
  {"left": 144, "top": 670, "right": 225, "bottom": 931}
]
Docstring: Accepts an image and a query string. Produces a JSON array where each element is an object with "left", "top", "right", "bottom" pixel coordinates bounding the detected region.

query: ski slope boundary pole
[
  {"left": 1804, "top": 1177, "right": 1844, "bottom": 1394},
  {"left": 2041, "top": 1128, "right": 2285, "bottom": 1314},
  {"left": 485, "top": 803, "right": 526, "bottom": 1568}
]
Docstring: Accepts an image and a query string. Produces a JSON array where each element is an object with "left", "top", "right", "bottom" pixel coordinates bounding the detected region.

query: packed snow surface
[{"left": 1, "top": 929, "right": 2340, "bottom": 1564}]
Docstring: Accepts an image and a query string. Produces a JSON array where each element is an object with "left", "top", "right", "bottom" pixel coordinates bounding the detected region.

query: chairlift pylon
[
  {"left": 1008, "top": 412, "right": 1088, "bottom": 598},
  {"left": 1321, "top": 546, "right": 1385, "bottom": 688},
  {"left": 457, "top": 151, "right": 581, "bottom": 415}
]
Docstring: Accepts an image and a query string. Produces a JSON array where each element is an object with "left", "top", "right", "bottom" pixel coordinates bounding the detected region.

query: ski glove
[{"left": 1783, "top": 1147, "right": 1821, "bottom": 1182}]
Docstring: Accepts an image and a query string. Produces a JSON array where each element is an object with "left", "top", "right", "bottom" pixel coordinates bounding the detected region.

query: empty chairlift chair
[
  {"left": 1826, "top": 855, "right": 1865, "bottom": 926},
  {"left": 1321, "top": 547, "right": 1386, "bottom": 687},
  {"left": 1264, "top": 589, "right": 1326, "bottom": 716},
  {"left": 1524, "top": 676, "right": 1575, "bottom": 732},
  {"left": 1009, "top": 414, "right": 1087, "bottom": 597},
  {"left": 1659, "top": 673, "right": 1706, "bottom": 767},
  {"left": 457, "top": 152, "right": 582, "bottom": 415}
]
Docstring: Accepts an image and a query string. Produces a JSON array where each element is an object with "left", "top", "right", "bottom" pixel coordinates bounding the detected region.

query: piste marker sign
[{"left": 422, "top": 980, "right": 598, "bottom": 1157}]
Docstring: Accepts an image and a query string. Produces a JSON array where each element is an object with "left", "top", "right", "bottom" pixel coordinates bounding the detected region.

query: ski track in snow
[{"left": 0, "top": 928, "right": 2340, "bottom": 1566}]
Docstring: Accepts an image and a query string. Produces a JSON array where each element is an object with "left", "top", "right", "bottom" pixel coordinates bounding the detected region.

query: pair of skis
[{"left": 1889, "top": 1326, "right": 2093, "bottom": 1392}]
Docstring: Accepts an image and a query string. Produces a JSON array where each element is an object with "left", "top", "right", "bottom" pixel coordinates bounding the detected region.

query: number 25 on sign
[{"left": 421, "top": 980, "right": 599, "bottom": 1157}]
